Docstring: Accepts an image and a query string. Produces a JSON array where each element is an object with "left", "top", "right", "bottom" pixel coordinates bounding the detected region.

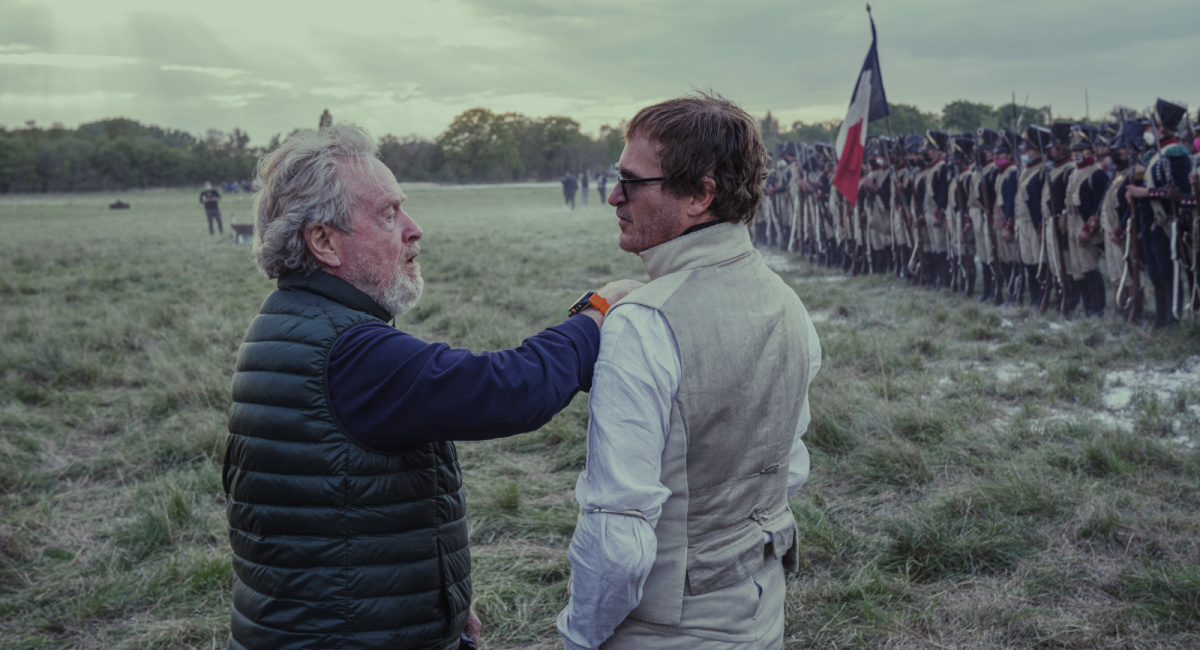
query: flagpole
[{"left": 866, "top": 4, "right": 911, "bottom": 277}]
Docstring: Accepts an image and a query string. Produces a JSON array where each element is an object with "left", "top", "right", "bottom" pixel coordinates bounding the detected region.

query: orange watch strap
[{"left": 588, "top": 293, "right": 610, "bottom": 315}]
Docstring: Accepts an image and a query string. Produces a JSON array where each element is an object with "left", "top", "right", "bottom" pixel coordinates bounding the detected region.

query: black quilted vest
[{"left": 223, "top": 271, "right": 470, "bottom": 650}]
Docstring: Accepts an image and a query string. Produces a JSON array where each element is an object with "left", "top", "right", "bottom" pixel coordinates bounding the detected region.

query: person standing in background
[
  {"left": 562, "top": 170, "right": 579, "bottom": 210},
  {"left": 199, "top": 181, "right": 223, "bottom": 236}
]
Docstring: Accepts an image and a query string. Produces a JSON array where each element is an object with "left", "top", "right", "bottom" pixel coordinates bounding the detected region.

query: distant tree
[
  {"left": 783, "top": 120, "right": 840, "bottom": 146},
  {"left": 378, "top": 134, "right": 445, "bottom": 182},
  {"left": 598, "top": 123, "right": 625, "bottom": 169},
  {"left": 941, "top": 100, "right": 995, "bottom": 132},
  {"left": 437, "top": 108, "right": 523, "bottom": 182},
  {"left": 759, "top": 112, "right": 781, "bottom": 140},
  {"left": 994, "top": 101, "right": 1051, "bottom": 129},
  {"left": 868, "top": 103, "right": 939, "bottom": 137},
  {"left": 539, "top": 115, "right": 589, "bottom": 177}
]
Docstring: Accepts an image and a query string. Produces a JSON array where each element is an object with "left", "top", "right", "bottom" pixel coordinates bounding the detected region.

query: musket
[
  {"left": 1029, "top": 125, "right": 1058, "bottom": 316},
  {"left": 978, "top": 147, "right": 1004, "bottom": 306},
  {"left": 1048, "top": 151, "right": 1071, "bottom": 317},
  {"left": 1120, "top": 162, "right": 1144, "bottom": 324},
  {"left": 1008, "top": 97, "right": 1027, "bottom": 304},
  {"left": 952, "top": 162, "right": 971, "bottom": 293},
  {"left": 1112, "top": 114, "right": 1143, "bottom": 324},
  {"left": 881, "top": 138, "right": 901, "bottom": 277},
  {"left": 1187, "top": 111, "right": 1199, "bottom": 318},
  {"left": 912, "top": 173, "right": 927, "bottom": 285},
  {"left": 943, "top": 139, "right": 960, "bottom": 292}
]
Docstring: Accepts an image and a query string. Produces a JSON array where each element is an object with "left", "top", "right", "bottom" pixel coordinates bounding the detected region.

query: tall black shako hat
[
  {"left": 952, "top": 135, "right": 975, "bottom": 158},
  {"left": 1154, "top": 98, "right": 1187, "bottom": 131},
  {"left": 976, "top": 128, "right": 998, "bottom": 152},
  {"left": 1109, "top": 120, "right": 1147, "bottom": 152},
  {"left": 995, "top": 129, "right": 1019, "bottom": 154},
  {"left": 1100, "top": 122, "right": 1119, "bottom": 144},
  {"left": 904, "top": 134, "right": 924, "bottom": 154},
  {"left": 923, "top": 129, "right": 949, "bottom": 152},
  {"left": 1048, "top": 122, "right": 1073, "bottom": 147},
  {"left": 1070, "top": 124, "right": 1099, "bottom": 151},
  {"left": 1022, "top": 125, "right": 1053, "bottom": 152}
]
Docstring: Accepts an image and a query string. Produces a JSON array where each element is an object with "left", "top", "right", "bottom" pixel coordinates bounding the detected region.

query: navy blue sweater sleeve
[{"left": 327, "top": 314, "right": 600, "bottom": 451}]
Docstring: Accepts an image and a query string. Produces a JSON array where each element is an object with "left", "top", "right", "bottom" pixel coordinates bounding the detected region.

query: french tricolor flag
[{"left": 832, "top": 11, "right": 890, "bottom": 205}]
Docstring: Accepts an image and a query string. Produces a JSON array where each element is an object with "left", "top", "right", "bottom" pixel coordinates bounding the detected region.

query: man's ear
[
  {"left": 684, "top": 177, "right": 716, "bottom": 218},
  {"left": 305, "top": 223, "right": 342, "bottom": 269}
]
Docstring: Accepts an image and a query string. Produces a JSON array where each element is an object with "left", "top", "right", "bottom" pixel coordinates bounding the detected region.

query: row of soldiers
[{"left": 754, "top": 99, "right": 1199, "bottom": 329}]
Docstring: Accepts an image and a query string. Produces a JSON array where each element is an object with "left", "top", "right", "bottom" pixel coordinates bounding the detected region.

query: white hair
[{"left": 252, "top": 123, "right": 379, "bottom": 278}]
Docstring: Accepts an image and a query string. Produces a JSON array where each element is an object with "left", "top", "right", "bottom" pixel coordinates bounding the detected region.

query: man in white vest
[{"left": 557, "top": 93, "right": 822, "bottom": 649}]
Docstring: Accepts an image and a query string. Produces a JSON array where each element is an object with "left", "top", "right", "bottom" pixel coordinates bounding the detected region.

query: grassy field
[{"left": 1, "top": 186, "right": 1198, "bottom": 649}]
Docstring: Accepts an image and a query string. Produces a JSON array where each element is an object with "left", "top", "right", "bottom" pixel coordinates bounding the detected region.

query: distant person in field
[
  {"left": 199, "top": 181, "right": 222, "bottom": 236},
  {"left": 562, "top": 169, "right": 579, "bottom": 210},
  {"left": 557, "top": 93, "right": 822, "bottom": 650},
  {"left": 222, "top": 123, "right": 640, "bottom": 650},
  {"left": 596, "top": 169, "right": 607, "bottom": 204},
  {"left": 582, "top": 169, "right": 590, "bottom": 205}
]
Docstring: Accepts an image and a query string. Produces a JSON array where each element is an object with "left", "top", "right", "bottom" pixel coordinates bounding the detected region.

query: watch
[{"left": 568, "top": 291, "right": 610, "bottom": 316}]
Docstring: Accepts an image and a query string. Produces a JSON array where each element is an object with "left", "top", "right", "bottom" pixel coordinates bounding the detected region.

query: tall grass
[{"left": 1, "top": 187, "right": 1199, "bottom": 648}]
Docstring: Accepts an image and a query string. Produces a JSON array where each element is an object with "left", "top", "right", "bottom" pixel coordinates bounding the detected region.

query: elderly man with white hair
[{"left": 222, "top": 123, "right": 638, "bottom": 650}]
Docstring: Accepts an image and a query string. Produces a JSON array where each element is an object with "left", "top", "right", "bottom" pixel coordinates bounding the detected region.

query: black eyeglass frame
[{"left": 613, "top": 165, "right": 666, "bottom": 202}]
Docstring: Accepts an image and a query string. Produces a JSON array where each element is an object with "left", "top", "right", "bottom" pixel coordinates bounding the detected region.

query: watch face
[{"left": 569, "top": 291, "right": 595, "bottom": 316}]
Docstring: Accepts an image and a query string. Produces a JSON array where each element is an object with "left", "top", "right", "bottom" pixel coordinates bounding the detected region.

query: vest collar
[
  {"left": 279, "top": 271, "right": 391, "bottom": 321},
  {"left": 638, "top": 221, "right": 753, "bottom": 280}
]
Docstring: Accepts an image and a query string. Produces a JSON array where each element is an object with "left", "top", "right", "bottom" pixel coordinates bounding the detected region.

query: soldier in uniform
[
  {"left": 817, "top": 144, "right": 841, "bottom": 269},
  {"left": 1100, "top": 120, "right": 1145, "bottom": 320},
  {"left": 1064, "top": 124, "right": 1111, "bottom": 317},
  {"left": 993, "top": 129, "right": 1022, "bottom": 304},
  {"left": 858, "top": 138, "right": 891, "bottom": 274},
  {"left": 950, "top": 135, "right": 976, "bottom": 295},
  {"left": 763, "top": 154, "right": 785, "bottom": 247},
  {"left": 1065, "top": 124, "right": 1108, "bottom": 319},
  {"left": 885, "top": 137, "right": 912, "bottom": 279},
  {"left": 973, "top": 129, "right": 1000, "bottom": 301},
  {"left": 1041, "top": 123, "right": 1078, "bottom": 315},
  {"left": 1126, "top": 99, "right": 1195, "bottom": 328},
  {"left": 1015, "top": 126, "right": 1049, "bottom": 308},
  {"left": 782, "top": 142, "right": 802, "bottom": 251},
  {"left": 907, "top": 134, "right": 936, "bottom": 285},
  {"left": 799, "top": 146, "right": 822, "bottom": 261},
  {"left": 921, "top": 130, "right": 952, "bottom": 289},
  {"left": 753, "top": 161, "right": 774, "bottom": 247}
]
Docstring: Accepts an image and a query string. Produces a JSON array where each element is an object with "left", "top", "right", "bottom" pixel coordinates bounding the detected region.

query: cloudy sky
[{"left": 1, "top": 0, "right": 1195, "bottom": 145}]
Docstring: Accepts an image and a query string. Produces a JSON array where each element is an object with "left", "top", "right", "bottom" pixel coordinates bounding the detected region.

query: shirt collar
[{"left": 638, "top": 221, "right": 754, "bottom": 280}]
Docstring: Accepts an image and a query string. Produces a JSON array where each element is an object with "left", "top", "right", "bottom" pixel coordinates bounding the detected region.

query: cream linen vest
[{"left": 619, "top": 222, "right": 811, "bottom": 626}]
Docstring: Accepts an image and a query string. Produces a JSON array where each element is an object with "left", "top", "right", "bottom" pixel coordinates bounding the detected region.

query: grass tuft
[{"left": 878, "top": 504, "right": 1036, "bottom": 582}]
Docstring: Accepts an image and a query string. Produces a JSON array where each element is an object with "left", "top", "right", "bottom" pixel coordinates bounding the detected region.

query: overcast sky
[{"left": 2, "top": 0, "right": 1195, "bottom": 145}]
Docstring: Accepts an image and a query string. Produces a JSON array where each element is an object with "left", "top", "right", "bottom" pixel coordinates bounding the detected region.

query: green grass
[{"left": 2, "top": 186, "right": 1200, "bottom": 648}]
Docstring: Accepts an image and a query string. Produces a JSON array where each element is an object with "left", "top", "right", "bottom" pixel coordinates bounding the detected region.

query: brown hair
[{"left": 625, "top": 92, "right": 767, "bottom": 224}]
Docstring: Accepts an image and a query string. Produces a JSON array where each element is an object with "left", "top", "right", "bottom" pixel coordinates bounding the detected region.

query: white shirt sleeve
[
  {"left": 788, "top": 307, "right": 822, "bottom": 498},
  {"left": 556, "top": 304, "right": 678, "bottom": 650}
]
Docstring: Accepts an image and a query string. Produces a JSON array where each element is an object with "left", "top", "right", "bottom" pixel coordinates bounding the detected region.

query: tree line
[{"left": 0, "top": 100, "right": 1135, "bottom": 193}]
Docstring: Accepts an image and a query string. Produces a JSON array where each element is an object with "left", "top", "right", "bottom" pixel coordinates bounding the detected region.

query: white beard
[
  {"left": 346, "top": 249, "right": 424, "bottom": 318},
  {"left": 376, "top": 266, "right": 424, "bottom": 317}
]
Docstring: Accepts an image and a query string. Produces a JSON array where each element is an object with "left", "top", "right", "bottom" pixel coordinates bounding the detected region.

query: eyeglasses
[{"left": 614, "top": 165, "right": 665, "bottom": 202}]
